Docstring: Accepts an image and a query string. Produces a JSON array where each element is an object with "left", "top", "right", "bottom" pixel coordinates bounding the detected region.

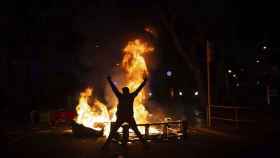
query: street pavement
[{"left": 6, "top": 125, "right": 278, "bottom": 158}]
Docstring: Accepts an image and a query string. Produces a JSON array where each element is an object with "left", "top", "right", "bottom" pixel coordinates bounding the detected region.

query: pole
[
  {"left": 266, "top": 85, "right": 270, "bottom": 105},
  {"left": 225, "top": 67, "right": 230, "bottom": 103},
  {"left": 206, "top": 40, "right": 212, "bottom": 128},
  {"left": 207, "top": 59, "right": 211, "bottom": 127}
]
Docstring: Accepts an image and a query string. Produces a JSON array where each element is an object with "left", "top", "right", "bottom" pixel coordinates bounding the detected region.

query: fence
[
  {"left": 211, "top": 105, "right": 257, "bottom": 128},
  {"left": 117, "top": 120, "right": 188, "bottom": 141}
]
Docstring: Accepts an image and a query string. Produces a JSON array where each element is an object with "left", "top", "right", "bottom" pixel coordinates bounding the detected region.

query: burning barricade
[{"left": 72, "top": 38, "right": 188, "bottom": 141}]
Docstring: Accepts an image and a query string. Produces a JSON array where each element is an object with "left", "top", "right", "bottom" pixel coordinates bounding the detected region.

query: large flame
[
  {"left": 121, "top": 39, "right": 158, "bottom": 134},
  {"left": 74, "top": 88, "right": 111, "bottom": 136},
  {"left": 121, "top": 39, "right": 153, "bottom": 124},
  {"left": 74, "top": 38, "right": 160, "bottom": 136}
]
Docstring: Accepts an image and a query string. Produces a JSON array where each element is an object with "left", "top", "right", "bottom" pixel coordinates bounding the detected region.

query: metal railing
[
  {"left": 118, "top": 120, "right": 188, "bottom": 141},
  {"left": 211, "top": 105, "right": 257, "bottom": 128}
]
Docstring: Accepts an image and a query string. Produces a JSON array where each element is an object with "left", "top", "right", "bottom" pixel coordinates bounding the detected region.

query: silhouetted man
[{"left": 103, "top": 76, "right": 148, "bottom": 149}]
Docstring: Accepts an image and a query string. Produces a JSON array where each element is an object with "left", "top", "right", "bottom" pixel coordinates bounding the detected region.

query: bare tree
[{"left": 158, "top": 7, "right": 208, "bottom": 110}]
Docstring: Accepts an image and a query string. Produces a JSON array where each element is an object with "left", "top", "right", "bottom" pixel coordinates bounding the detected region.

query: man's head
[{"left": 122, "top": 87, "right": 130, "bottom": 94}]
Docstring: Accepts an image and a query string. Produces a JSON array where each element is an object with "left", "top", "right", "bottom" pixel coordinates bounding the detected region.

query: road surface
[{"left": 6, "top": 125, "right": 277, "bottom": 158}]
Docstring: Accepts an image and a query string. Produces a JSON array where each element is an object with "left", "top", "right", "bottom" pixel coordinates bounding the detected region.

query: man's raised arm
[
  {"left": 132, "top": 77, "right": 147, "bottom": 96},
  {"left": 107, "top": 76, "right": 121, "bottom": 97}
]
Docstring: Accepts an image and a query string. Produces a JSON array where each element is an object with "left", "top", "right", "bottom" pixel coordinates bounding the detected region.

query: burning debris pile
[
  {"left": 73, "top": 38, "right": 187, "bottom": 139},
  {"left": 74, "top": 88, "right": 111, "bottom": 136}
]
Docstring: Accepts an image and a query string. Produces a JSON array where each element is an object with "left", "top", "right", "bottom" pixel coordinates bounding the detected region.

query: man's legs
[
  {"left": 130, "top": 119, "right": 147, "bottom": 145},
  {"left": 102, "top": 119, "right": 123, "bottom": 149},
  {"left": 122, "top": 123, "right": 129, "bottom": 148}
]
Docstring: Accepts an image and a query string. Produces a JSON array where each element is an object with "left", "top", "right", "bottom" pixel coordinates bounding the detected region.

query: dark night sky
[{"left": 1, "top": 0, "right": 279, "bottom": 118}]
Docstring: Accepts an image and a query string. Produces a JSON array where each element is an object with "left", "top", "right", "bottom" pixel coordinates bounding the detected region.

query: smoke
[
  {"left": 78, "top": 36, "right": 123, "bottom": 99},
  {"left": 145, "top": 100, "right": 166, "bottom": 122}
]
